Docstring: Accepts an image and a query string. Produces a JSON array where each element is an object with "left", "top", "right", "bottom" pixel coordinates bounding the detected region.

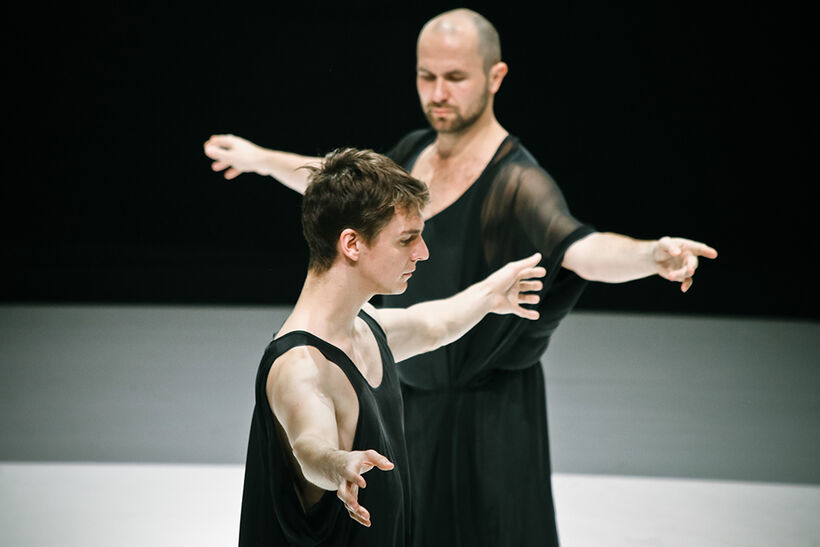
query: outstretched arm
[
  {"left": 562, "top": 232, "right": 718, "bottom": 292},
  {"left": 366, "top": 253, "right": 546, "bottom": 363},
  {"left": 203, "top": 134, "right": 319, "bottom": 193},
  {"left": 268, "top": 348, "right": 394, "bottom": 527}
]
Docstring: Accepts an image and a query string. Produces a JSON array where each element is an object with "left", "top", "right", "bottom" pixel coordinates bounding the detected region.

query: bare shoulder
[
  {"left": 361, "top": 302, "right": 382, "bottom": 324},
  {"left": 266, "top": 344, "right": 352, "bottom": 409},
  {"left": 268, "top": 345, "right": 325, "bottom": 384}
]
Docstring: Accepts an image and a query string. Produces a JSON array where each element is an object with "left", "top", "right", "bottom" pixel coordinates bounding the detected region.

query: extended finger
[
  {"left": 211, "top": 160, "right": 228, "bottom": 172},
  {"left": 204, "top": 144, "right": 224, "bottom": 160},
  {"left": 681, "top": 277, "right": 693, "bottom": 293},
  {"left": 341, "top": 497, "right": 371, "bottom": 527},
  {"left": 514, "top": 305, "right": 540, "bottom": 320},
  {"left": 205, "top": 134, "right": 234, "bottom": 148},
  {"left": 204, "top": 140, "right": 233, "bottom": 156},
  {"left": 518, "top": 293, "right": 540, "bottom": 305},
  {"left": 339, "top": 482, "right": 371, "bottom": 526},
  {"left": 690, "top": 242, "right": 718, "bottom": 259},
  {"left": 224, "top": 168, "right": 242, "bottom": 180},
  {"left": 521, "top": 252, "right": 542, "bottom": 265},
  {"left": 345, "top": 499, "right": 370, "bottom": 526},
  {"left": 338, "top": 481, "right": 364, "bottom": 512},
  {"left": 521, "top": 266, "right": 546, "bottom": 280},
  {"left": 518, "top": 280, "right": 543, "bottom": 292},
  {"left": 346, "top": 506, "right": 371, "bottom": 527},
  {"left": 510, "top": 252, "right": 542, "bottom": 270},
  {"left": 362, "top": 450, "right": 395, "bottom": 472}
]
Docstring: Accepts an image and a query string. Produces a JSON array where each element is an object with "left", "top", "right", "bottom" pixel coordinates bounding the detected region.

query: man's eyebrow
[{"left": 417, "top": 67, "right": 468, "bottom": 77}]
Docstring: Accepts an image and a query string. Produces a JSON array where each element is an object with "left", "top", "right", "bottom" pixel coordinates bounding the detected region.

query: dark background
[{"left": 2, "top": 2, "right": 815, "bottom": 319}]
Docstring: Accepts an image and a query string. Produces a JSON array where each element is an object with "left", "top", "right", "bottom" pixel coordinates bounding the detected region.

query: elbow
[
  {"left": 290, "top": 439, "right": 313, "bottom": 478},
  {"left": 426, "top": 320, "right": 449, "bottom": 353},
  {"left": 561, "top": 253, "right": 597, "bottom": 281},
  {"left": 291, "top": 438, "right": 309, "bottom": 463},
  {"left": 561, "top": 232, "right": 614, "bottom": 282}
]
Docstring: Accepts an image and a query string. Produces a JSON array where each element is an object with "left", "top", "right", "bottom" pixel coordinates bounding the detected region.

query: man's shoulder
[
  {"left": 495, "top": 136, "right": 562, "bottom": 187},
  {"left": 266, "top": 341, "right": 354, "bottom": 403},
  {"left": 386, "top": 128, "right": 435, "bottom": 163},
  {"left": 499, "top": 135, "right": 542, "bottom": 169},
  {"left": 268, "top": 343, "right": 329, "bottom": 385}
]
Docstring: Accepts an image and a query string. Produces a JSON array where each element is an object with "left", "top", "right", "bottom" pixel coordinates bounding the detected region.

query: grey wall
[{"left": 1, "top": 305, "right": 817, "bottom": 484}]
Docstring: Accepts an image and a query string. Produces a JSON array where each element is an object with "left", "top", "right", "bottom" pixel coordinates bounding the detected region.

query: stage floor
[{"left": 1, "top": 463, "right": 817, "bottom": 547}]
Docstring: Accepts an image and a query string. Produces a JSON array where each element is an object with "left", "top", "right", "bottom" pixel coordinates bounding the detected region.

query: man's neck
[
  {"left": 432, "top": 111, "right": 507, "bottom": 161},
  {"left": 284, "top": 269, "right": 372, "bottom": 342}
]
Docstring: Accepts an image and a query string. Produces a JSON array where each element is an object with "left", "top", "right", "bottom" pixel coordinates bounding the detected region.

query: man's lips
[{"left": 429, "top": 105, "right": 453, "bottom": 116}]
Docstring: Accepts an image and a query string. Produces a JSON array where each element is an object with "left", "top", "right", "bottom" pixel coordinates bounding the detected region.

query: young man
[
  {"left": 208, "top": 9, "right": 718, "bottom": 546},
  {"left": 238, "top": 147, "right": 545, "bottom": 546}
]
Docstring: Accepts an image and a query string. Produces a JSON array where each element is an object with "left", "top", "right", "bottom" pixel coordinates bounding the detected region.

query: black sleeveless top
[
  {"left": 238, "top": 310, "right": 412, "bottom": 546},
  {"left": 383, "top": 128, "right": 595, "bottom": 388},
  {"left": 380, "top": 129, "right": 594, "bottom": 546}
]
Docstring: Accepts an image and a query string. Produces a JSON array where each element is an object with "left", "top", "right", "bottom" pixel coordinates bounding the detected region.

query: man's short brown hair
[{"left": 301, "top": 148, "right": 430, "bottom": 273}]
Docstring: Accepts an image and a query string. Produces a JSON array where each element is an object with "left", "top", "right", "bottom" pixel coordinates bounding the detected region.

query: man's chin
[
  {"left": 375, "top": 281, "right": 409, "bottom": 296},
  {"left": 429, "top": 119, "right": 471, "bottom": 135},
  {"left": 392, "top": 280, "right": 410, "bottom": 295},
  {"left": 426, "top": 114, "right": 458, "bottom": 133}
]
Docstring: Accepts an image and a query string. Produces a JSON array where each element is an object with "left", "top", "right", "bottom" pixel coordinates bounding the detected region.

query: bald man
[{"left": 205, "top": 9, "right": 717, "bottom": 547}]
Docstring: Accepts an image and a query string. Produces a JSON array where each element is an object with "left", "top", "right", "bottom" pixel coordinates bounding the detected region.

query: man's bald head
[{"left": 419, "top": 8, "right": 501, "bottom": 72}]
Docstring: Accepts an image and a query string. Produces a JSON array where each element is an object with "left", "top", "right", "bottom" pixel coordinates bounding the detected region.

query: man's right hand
[
  {"left": 203, "top": 134, "right": 265, "bottom": 180},
  {"left": 335, "top": 449, "right": 395, "bottom": 527},
  {"left": 203, "top": 134, "right": 317, "bottom": 193}
]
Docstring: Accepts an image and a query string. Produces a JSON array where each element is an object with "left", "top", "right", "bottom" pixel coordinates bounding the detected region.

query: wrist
[
  {"left": 647, "top": 239, "right": 663, "bottom": 275},
  {"left": 475, "top": 277, "right": 501, "bottom": 315},
  {"left": 253, "top": 145, "right": 276, "bottom": 176},
  {"left": 294, "top": 439, "right": 343, "bottom": 490}
]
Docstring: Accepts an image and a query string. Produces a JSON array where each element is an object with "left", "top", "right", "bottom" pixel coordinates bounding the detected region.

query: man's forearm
[
  {"left": 404, "top": 279, "right": 495, "bottom": 353},
  {"left": 256, "top": 149, "right": 320, "bottom": 194},
  {"left": 291, "top": 435, "right": 346, "bottom": 491},
  {"left": 382, "top": 253, "right": 543, "bottom": 363},
  {"left": 563, "top": 232, "right": 657, "bottom": 283}
]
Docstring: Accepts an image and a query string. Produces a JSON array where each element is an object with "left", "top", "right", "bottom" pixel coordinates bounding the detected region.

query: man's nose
[
  {"left": 413, "top": 236, "right": 430, "bottom": 262},
  {"left": 432, "top": 78, "right": 448, "bottom": 103}
]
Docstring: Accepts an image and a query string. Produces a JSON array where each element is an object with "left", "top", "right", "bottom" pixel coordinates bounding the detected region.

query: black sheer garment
[
  {"left": 382, "top": 129, "right": 595, "bottom": 547},
  {"left": 239, "top": 310, "right": 412, "bottom": 547}
]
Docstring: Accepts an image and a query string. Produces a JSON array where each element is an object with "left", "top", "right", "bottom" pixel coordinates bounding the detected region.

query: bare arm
[
  {"left": 268, "top": 348, "right": 394, "bottom": 527},
  {"left": 562, "top": 232, "right": 718, "bottom": 292},
  {"left": 203, "top": 134, "right": 318, "bottom": 193},
  {"left": 366, "top": 253, "right": 546, "bottom": 363}
]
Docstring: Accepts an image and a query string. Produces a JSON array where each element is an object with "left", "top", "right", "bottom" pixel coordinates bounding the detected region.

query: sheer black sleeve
[
  {"left": 474, "top": 149, "right": 596, "bottom": 368},
  {"left": 480, "top": 156, "right": 594, "bottom": 272}
]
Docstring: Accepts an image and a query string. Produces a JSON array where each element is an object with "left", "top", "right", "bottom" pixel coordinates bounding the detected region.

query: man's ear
[
  {"left": 339, "top": 228, "right": 362, "bottom": 262},
  {"left": 488, "top": 61, "right": 508, "bottom": 94}
]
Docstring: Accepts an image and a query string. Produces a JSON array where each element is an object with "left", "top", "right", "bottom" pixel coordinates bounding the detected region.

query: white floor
[{"left": 1, "top": 463, "right": 818, "bottom": 547}]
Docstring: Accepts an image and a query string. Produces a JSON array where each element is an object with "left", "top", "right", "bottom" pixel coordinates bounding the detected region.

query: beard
[{"left": 423, "top": 86, "right": 490, "bottom": 134}]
